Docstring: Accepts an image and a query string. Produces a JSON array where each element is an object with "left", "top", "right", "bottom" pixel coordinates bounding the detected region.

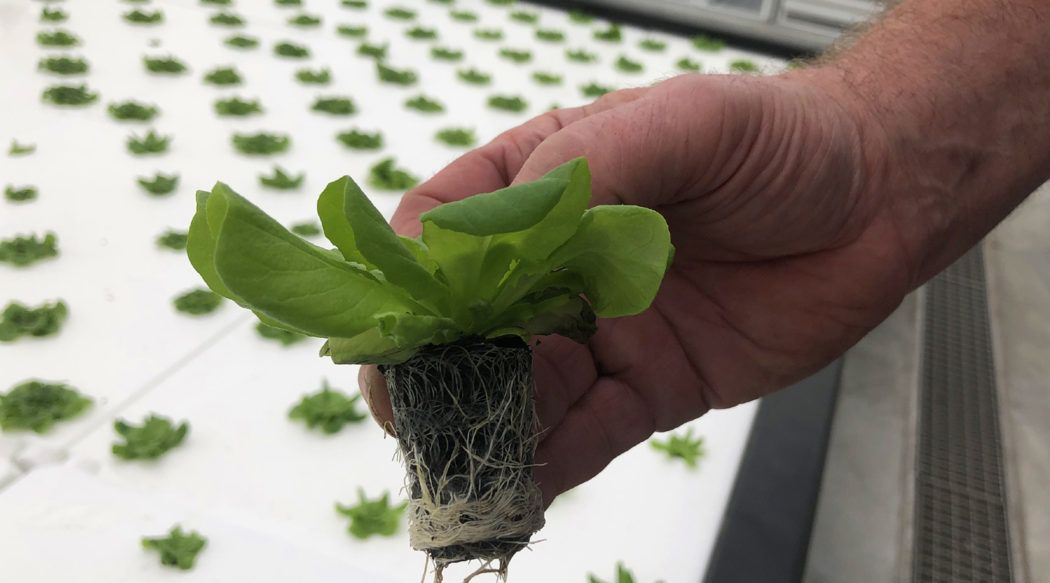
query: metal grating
[{"left": 914, "top": 246, "right": 1014, "bottom": 582}]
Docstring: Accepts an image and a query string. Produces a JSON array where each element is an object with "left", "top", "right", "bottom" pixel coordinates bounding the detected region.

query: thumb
[{"left": 358, "top": 365, "right": 396, "bottom": 437}]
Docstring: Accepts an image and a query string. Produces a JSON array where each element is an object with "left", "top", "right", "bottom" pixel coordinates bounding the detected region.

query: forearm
[{"left": 802, "top": 0, "right": 1050, "bottom": 285}]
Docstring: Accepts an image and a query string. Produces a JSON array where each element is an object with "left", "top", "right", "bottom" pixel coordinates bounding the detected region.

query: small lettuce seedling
[
  {"left": 368, "top": 157, "right": 418, "bottom": 190},
  {"left": 8, "top": 140, "right": 36, "bottom": 156},
  {"left": 456, "top": 67, "right": 491, "bottom": 85},
  {"left": 692, "top": 34, "right": 725, "bottom": 51},
  {"left": 156, "top": 229, "right": 188, "bottom": 251},
  {"left": 202, "top": 0, "right": 233, "bottom": 5},
  {"left": 473, "top": 28, "right": 503, "bottom": 41},
  {"left": 232, "top": 132, "right": 290, "bottom": 155},
  {"left": 37, "top": 29, "right": 79, "bottom": 48},
  {"left": 224, "top": 34, "right": 259, "bottom": 49},
  {"left": 650, "top": 427, "right": 705, "bottom": 468},
  {"left": 127, "top": 130, "right": 171, "bottom": 155},
  {"left": 142, "top": 527, "right": 207, "bottom": 570},
  {"left": 593, "top": 24, "right": 622, "bottom": 42},
  {"left": 449, "top": 9, "right": 478, "bottom": 22},
  {"left": 531, "top": 71, "right": 562, "bottom": 86},
  {"left": 288, "top": 13, "right": 322, "bottom": 27},
  {"left": 203, "top": 66, "right": 242, "bottom": 86},
  {"left": 214, "top": 96, "right": 263, "bottom": 116},
  {"left": 144, "top": 55, "right": 188, "bottom": 74},
  {"left": 40, "top": 6, "right": 67, "bottom": 23},
  {"left": 357, "top": 42, "right": 388, "bottom": 59},
  {"left": 430, "top": 46, "right": 463, "bottom": 62},
  {"left": 676, "top": 57, "right": 702, "bottom": 72},
  {"left": 38, "top": 55, "right": 89, "bottom": 75},
  {"left": 296, "top": 67, "right": 332, "bottom": 85},
  {"left": 336, "top": 129, "right": 383, "bottom": 150},
  {"left": 209, "top": 11, "right": 244, "bottom": 27},
  {"left": 275, "top": 0, "right": 303, "bottom": 5},
  {"left": 435, "top": 127, "right": 476, "bottom": 147},
  {"left": 488, "top": 94, "right": 528, "bottom": 112},
  {"left": 174, "top": 288, "right": 224, "bottom": 315},
  {"left": 290, "top": 221, "right": 321, "bottom": 237},
  {"left": 42, "top": 84, "right": 98, "bottom": 107},
  {"left": 312, "top": 96, "right": 356, "bottom": 115},
  {"left": 335, "top": 490, "right": 408, "bottom": 539},
  {"left": 336, "top": 24, "right": 367, "bottom": 38},
  {"left": 535, "top": 28, "right": 564, "bottom": 43},
  {"left": 109, "top": 100, "right": 159, "bottom": 121},
  {"left": 639, "top": 38, "right": 667, "bottom": 52},
  {"left": 383, "top": 6, "right": 416, "bottom": 20},
  {"left": 406, "top": 26, "right": 438, "bottom": 40},
  {"left": 487, "top": 0, "right": 515, "bottom": 6},
  {"left": 568, "top": 10, "right": 594, "bottom": 24},
  {"left": 376, "top": 62, "right": 417, "bottom": 85},
  {"left": 113, "top": 414, "right": 190, "bottom": 460},
  {"left": 124, "top": 8, "right": 164, "bottom": 24},
  {"left": 288, "top": 379, "right": 367, "bottom": 433},
  {"left": 581, "top": 82, "right": 613, "bottom": 98},
  {"left": 259, "top": 166, "right": 305, "bottom": 189},
  {"left": 4, "top": 185, "right": 38, "bottom": 203},
  {"left": 0, "top": 300, "right": 68, "bottom": 341},
  {"left": 137, "top": 172, "right": 179, "bottom": 196},
  {"left": 404, "top": 94, "right": 444, "bottom": 113},
  {"left": 342, "top": 0, "right": 368, "bottom": 9},
  {"left": 566, "top": 48, "right": 597, "bottom": 63},
  {"left": 730, "top": 59, "right": 760, "bottom": 73},
  {"left": 498, "top": 48, "right": 532, "bottom": 64},
  {"left": 615, "top": 55, "right": 643, "bottom": 73},
  {"left": 0, "top": 232, "right": 59, "bottom": 267},
  {"left": 274, "top": 41, "right": 310, "bottom": 58},
  {"left": 256, "top": 321, "right": 307, "bottom": 345},
  {"left": 509, "top": 10, "right": 538, "bottom": 24},
  {"left": 588, "top": 562, "right": 665, "bottom": 583},
  {"left": 0, "top": 380, "right": 91, "bottom": 433}
]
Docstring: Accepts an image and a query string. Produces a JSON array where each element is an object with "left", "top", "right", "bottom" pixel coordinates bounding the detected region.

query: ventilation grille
[{"left": 914, "top": 246, "right": 1014, "bottom": 582}]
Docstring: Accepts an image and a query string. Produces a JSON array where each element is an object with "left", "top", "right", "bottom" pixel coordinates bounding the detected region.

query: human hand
[{"left": 361, "top": 71, "right": 916, "bottom": 505}]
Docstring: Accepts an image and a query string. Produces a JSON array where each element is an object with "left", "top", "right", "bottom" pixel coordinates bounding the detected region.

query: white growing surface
[{"left": 0, "top": 0, "right": 775, "bottom": 581}]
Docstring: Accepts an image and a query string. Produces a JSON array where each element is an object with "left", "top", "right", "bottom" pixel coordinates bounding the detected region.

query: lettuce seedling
[
  {"left": 5, "top": 185, "right": 38, "bottom": 203},
  {"left": 639, "top": 38, "right": 666, "bottom": 52},
  {"left": 38, "top": 55, "right": 89, "bottom": 75},
  {"left": 144, "top": 55, "right": 188, "bottom": 74},
  {"left": 260, "top": 166, "right": 305, "bottom": 189},
  {"left": 588, "top": 562, "right": 665, "bottom": 583},
  {"left": 730, "top": 59, "right": 759, "bottom": 73},
  {"left": 342, "top": 0, "right": 367, "bottom": 8},
  {"left": 311, "top": 96, "right": 356, "bottom": 115},
  {"left": 42, "top": 84, "right": 98, "bottom": 107},
  {"left": 430, "top": 46, "right": 463, "bottom": 62},
  {"left": 127, "top": 130, "right": 171, "bottom": 155},
  {"left": 0, "top": 300, "right": 68, "bottom": 341},
  {"left": 137, "top": 172, "right": 179, "bottom": 196},
  {"left": 108, "top": 100, "right": 159, "bottom": 121},
  {"left": 256, "top": 321, "right": 307, "bottom": 345},
  {"left": 650, "top": 427, "right": 705, "bottom": 468},
  {"left": 488, "top": 94, "right": 528, "bottom": 112},
  {"left": 336, "top": 24, "right": 368, "bottom": 38},
  {"left": 113, "top": 414, "right": 190, "bottom": 460},
  {"left": 203, "top": 66, "right": 242, "bottom": 86},
  {"left": 9, "top": 140, "right": 36, "bottom": 156},
  {"left": 288, "top": 13, "right": 322, "bottom": 27},
  {"left": 568, "top": 10, "right": 594, "bottom": 23},
  {"left": 676, "top": 57, "right": 702, "bottom": 72},
  {"left": 376, "top": 62, "right": 417, "bottom": 85},
  {"left": 435, "top": 127, "right": 476, "bottom": 147},
  {"left": 336, "top": 129, "right": 383, "bottom": 150},
  {"left": 37, "top": 29, "right": 79, "bottom": 48},
  {"left": 368, "top": 157, "right": 418, "bottom": 190},
  {"left": 274, "top": 41, "right": 310, "bottom": 58},
  {"left": 214, "top": 96, "right": 263, "bottom": 116},
  {"left": 487, "top": 0, "right": 515, "bottom": 5},
  {"left": 404, "top": 94, "right": 444, "bottom": 113},
  {"left": 430, "top": 0, "right": 454, "bottom": 5},
  {"left": 290, "top": 221, "right": 321, "bottom": 236},
  {"left": 173, "top": 288, "right": 223, "bottom": 315},
  {"left": 449, "top": 9, "right": 478, "bottom": 22},
  {"left": 224, "top": 34, "right": 259, "bottom": 49},
  {"left": 383, "top": 6, "right": 416, "bottom": 20},
  {"left": 535, "top": 28, "right": 564, "bottom": 43},
  {"left": 566, "top": 48, "right": 597, "bottom": 63},
  {"left": 335, "top": 490, "right": 408, "bottom": 539},
  {"left": 581, "top": 82, "right": 612, "bottom": 98},
  {"left": 209, "top": 11, "right": 244, "bottom": 27},
  {"left": 156, "top": 229, "right": 188, "bottom": 251},
  {"left": 276, "top": 0, "right": 303, "bottom": 5},
  {"left": 509, "top": 10, "right": 538, "bottom": 24},
  {"left": 288, "top": 379, "right": 367, "bottom": 433},
  {"left": 124, "top": 9, "right": 164, "bottom": 24},
  {"left": 296, "top": 67, "right": 331, "bottom": 85},
  {"left": 499, "top": 48, "right": 532, "bottom": 64},
  {"left": 232, "top": 132, "right": 290, "bottom": 155},
  {"left": 406, "top": 26, "right": 438, "bottom": 40},
  {"left": 0, "top": 232, "right": 59, "bottom": 267},
  {"left": 473, "top": 28, "right": 503, "bottom": 41},
  {"left": 531, "top": 71, "right": 562, "bottom": 86},
  {"left": 593, "top": 24, "right": 622, "bottom": 42},
  {"left": 40, "top": 6, "right": 67, "bottom": 23},
  {"left": 357, "top": 42, "right": 388, "bottom": 59},
  {"left": 615, "top": 55, "right": 643, "bottom": 73},
  {"left": 202, "top": 0, "right": 233, "bottom": 5},
  {"left": 142, "top": 527, "right": 207, "bottom": 570},
  {"left": 692, "top": 34, "right": 725, "bottom": 51},
  {"left": 0, "top": 380, "right": 91, "bottom": 433},
  {"left": 456, "top": 67, "right": 491, "bottom": 85}
]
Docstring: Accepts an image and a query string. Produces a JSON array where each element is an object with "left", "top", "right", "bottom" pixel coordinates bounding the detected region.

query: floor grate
[{"left": 913, "top": 246, "right": 1014, "bottom": 582}]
